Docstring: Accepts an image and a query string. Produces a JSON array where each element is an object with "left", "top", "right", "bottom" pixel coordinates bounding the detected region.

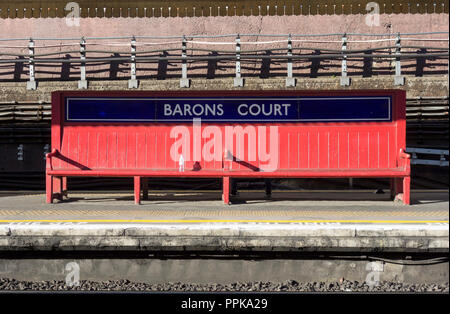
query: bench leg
[
  {"left": 223, "top": 176, "right": 230, "bottom": 205},
  {"left": 142, "top": 178, "right": 148, "bottom": 200},
  {"left": 62, "top": 177, "right": 68, "bottom": 199},
  {"left": 46, "top": 174, "right": 53, "bottom": 204},
  {"left": 402, "top": 176, "right": 411, "bottom": 205},
  {"left": 53, "top": 177, "right": 63, "bottom": 201},
  {"left": 134, "top": 176, "right": 141, "bottom": 205},
  {"left": 392, "top": 177, "right": 410, "bottom": 205}
]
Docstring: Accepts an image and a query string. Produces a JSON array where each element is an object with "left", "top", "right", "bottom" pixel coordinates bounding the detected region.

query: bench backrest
[{"left": 51, "top": 90, "right": 406, "bottom": 172}]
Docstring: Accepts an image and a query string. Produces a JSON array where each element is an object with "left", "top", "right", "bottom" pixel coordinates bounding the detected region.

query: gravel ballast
[{"left": 0, "top": 278, "right": 448, "bottom": 292}]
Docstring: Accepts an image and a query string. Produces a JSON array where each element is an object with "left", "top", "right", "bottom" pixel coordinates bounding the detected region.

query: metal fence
[{"left": 0, "top": 32, "right": 448, "bottom": 89}]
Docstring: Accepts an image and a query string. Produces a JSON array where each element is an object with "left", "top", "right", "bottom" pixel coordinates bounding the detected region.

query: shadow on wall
[{"left": 0, "top": 50, "right": 448, "bottom": 82}]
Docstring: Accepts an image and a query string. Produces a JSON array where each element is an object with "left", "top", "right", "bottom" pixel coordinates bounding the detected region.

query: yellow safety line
[{"left": 0, "top": 219, "right": 448, "bottom": 224}]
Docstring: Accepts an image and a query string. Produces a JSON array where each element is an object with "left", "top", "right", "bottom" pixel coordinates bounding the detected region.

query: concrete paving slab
[
  {"left": 0, "top": 190, "right": 448, "bottom": 223},
  {"left": 0, "top": 190, "right": 447, "bottom": 252}
]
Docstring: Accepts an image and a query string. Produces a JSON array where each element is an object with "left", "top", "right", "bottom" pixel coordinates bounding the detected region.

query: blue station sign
[{"left": 65, "top": 96, "right": 392, "bottom": 123}]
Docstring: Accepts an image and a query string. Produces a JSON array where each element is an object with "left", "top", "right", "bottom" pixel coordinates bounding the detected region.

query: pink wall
[
  {"left": 0, "top": 14, "right": 448, "bottom": 41},
  {"left": 0, "top": 14, "right": 448, "bottom": 81}
]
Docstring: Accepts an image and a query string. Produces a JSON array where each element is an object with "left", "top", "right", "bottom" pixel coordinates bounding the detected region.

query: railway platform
[{"left": 0, "top": 190, "right": 448, "bottom": 253}]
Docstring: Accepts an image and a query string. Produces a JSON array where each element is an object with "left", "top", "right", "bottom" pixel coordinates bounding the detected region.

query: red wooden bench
[{"left": 46, "top": 90, "right": 410, "bottom": 205}]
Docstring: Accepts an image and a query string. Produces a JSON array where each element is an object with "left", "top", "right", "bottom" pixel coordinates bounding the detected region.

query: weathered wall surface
[
  {"left": 0, "top": 13, "right": 448, "bottom": 99},
  {"left": 0, "top": 77, "right": 448, "bottom": 102},
  {"left": 0, "top": 14, "right": 448, "bottom": 39}
]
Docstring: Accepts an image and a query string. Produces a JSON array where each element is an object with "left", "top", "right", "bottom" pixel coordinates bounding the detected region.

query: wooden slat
[
  {"left": 342, "top": 0, "right": 352, "bottom": 14},
  {"left": 0, "top": 2, "right": 7, "bottom": 18},
  {"left": 136, "top": 2, "right": 145, "bottom": 17},
  {"left": 235, "top": 2, "right": 244, "bottom": 15},
  {"left": 318, "top": 0, "right": 328, "bottom": 15},
  {"left": 325, "top": 0, "right": 334, "bottom": 15},
  {"left": 309, "top": 1, "right": 319, "bottom": 15},
  {"left": 300, "top": 0, "right": 308, "bottom": 15},
  {"left": 383, "top": 0, "right": 393, "bottom": 14},
  {"left": 126, "top": 6, "right": 134, "bottom": 18},
  {"left": 169, "top": 1, "right": 178, "bottom": 17},
  {"left": 92, "top": 0, "right": 106, "bottom": 17},
  {"left": 111, "top": 1, "right": 121, "bottom": 18},
  {"left": 40, "top": 1, "right": 49, "bottom": 18},
  {"left": 209, "top": 2, "right": 218, "bottom": 16},
  {"left": 356, "top": 0, "right": 369, "bottom": 14},
  {"left": 88, "top": 3, "right": 98, "bottom": 18},
  {"left": 284, "top": 0, "right": 293, "bottom": 15},
  {"left": 272, "top": 0, "right": 281, "bottom": 16},
  {"left": 249, "top": 0, "right": 260, "bottom": 16},
  {"left": 417, "top": 0, "right": 427, "bottom": 13},
  {"left": 259, "top": 1, "right": 268, "bottom": 16},
  {"left": 393, "top": 0, "right": 403, "bottom": 13},
  {"left": 434, "top": 0, "right": 443, "bottom": 13},
  {"left": 410, "top": 0, "right": 419, "bottom": 13},
  {"left": 47, "top": 1, "right": 57, "bottom": 18},
  {"left": 56, "top": 1, "right": 66, "bottom": 18},
  {"left": 103, "top": 6, "right": 112, "bottom": 18},
  {"left": 218, "top": 2, "right": 227, "bottom": 16},
  {"left": 15, "top": 2, "right": 25, "bottom": 18},
  {"left": 24, "top": 2, "right": 34, "bottom": 18},
  {"left": 178, "top": 4, "right": 187, "bottom": 17},
  {"left": 426, "top": 0, "right": 435, "bottom": 13},
  {"left": 334, "top": 0, "right": 343, "bottom": 14},
  {"left": 76, "top": 0, "right": 88, "bottom": 18},
  {"left": 228, "top": 2, "right": 238, "bottom": 16},
  {"left": 268, "top": 0, "right": 277, "bottom": 15},
  {"left": 185, "top": 4, "right": 194, "bottom": 17},
  {"left": 401, "top": 0, "right": 410, "bottom": 14},
  {"left": 0, "top": 0, "right": 447, "bottom": 18}
]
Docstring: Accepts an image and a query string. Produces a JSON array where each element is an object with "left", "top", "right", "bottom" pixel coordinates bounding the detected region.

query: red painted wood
[
  {"left": 47, "top": 90, "right": 410, "bottom": 205},
  {"left": 223, "top": 176, "right": 230, "bottom": 205},
  {"left": 48, "top": 169, "right": 409, "bottom": 177}
]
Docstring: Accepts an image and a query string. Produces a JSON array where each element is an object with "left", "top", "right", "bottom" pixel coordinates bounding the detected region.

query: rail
[
  {"left": 406, "top": 148, "right": 449, "bottom": 167},
  {"left": 0, "top": 32, "right": 448, "bottom": 89}
]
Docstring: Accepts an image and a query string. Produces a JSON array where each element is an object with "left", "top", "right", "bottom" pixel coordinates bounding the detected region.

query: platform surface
[
  {"left": 0, "top": 190, "right": 447, "bottom": 252},
  {"left": 0, "top": 190, "right": 448, "bottom": 224}
]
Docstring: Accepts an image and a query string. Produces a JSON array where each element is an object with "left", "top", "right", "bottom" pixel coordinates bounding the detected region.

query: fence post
[
  {"left": 128, "top": 36, "right": 139, "bottom": 88},
  {"left": 234, "top": 34, "right": 244, "bottom": 87},
  {"left": 78, "top": 37, "right": 88, "bottom": 89},
  {"left": 286, "top": 34, "right": 296, "bottom": 87},
  {"left": 26, "top": 38, "right": 37, "bottom": 90},
  {"left": 394, "top": 33, "right": 405, "bottom": 85},
  {"left": 180, "top": 35, "right": 190, "bottom": 88},
  {"left": 340, "top": 34, "right": 350, "bottom": 86}
]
